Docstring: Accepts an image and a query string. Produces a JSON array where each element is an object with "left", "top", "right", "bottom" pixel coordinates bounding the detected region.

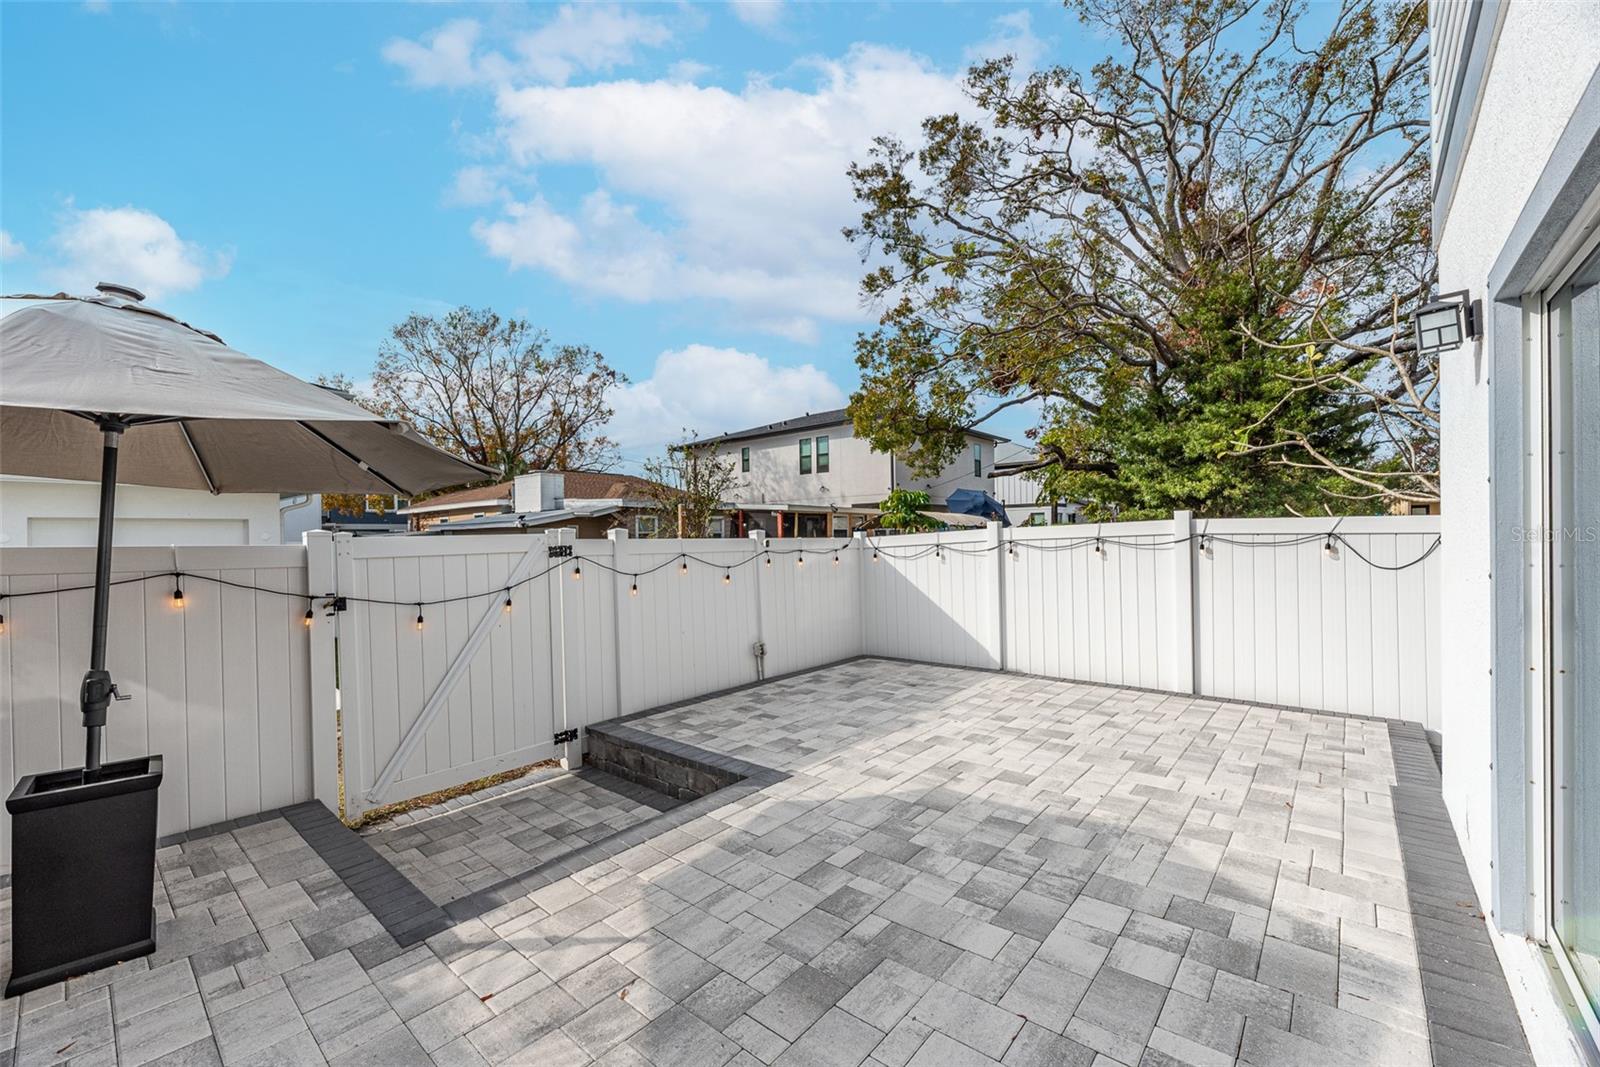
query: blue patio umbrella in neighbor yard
[
  {"left": 945, "top": 487, "right": 1011, "bottom": 526},
  {"left": 0, "top": 283, "right": 494, "bottom": 996}
]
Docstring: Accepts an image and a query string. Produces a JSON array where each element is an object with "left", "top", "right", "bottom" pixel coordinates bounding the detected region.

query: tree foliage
[
  {"left": 367, "top": 307, "right": 624, "bottom": 484},
  {"left": 876, "top": 489, "right": 942, "bottom": 532},
  {"left": 640, "top": 441, "right": 738, "bottom": 537},
  {"left": 845, "top": 0, "right": 1431, "bottom": 518}
]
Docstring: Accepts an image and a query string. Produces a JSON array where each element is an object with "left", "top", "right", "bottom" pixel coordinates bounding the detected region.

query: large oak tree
[
  {"left": 369, "top": 307, "right": 624, "bottom": 484},
  {"left": 845, "top": 0, "right": 1431, "bottom": 518}
]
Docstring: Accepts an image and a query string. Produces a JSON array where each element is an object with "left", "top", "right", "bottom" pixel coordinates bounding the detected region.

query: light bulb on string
[
  {"left": 304, "top": 607, "right": 314, "bottom": 627},
  {"left": 504, "top": 593, "right": 513, "bottom": 613},
  {"left": 415, "top": 604, "right": 425, "bottom": 631},
  {"left": 797, "top": 551, "right": 804, "bottom": 567},
  {"left": 172, "top": 575, "right": 185, "bottom": 607},
  {"left": 572, "top": 563, "right": 582, "bottom": 581},
  {"left": 723, "top": 571, "right": 731, "bottom": 585},
  {"left": 630, "top": 577, "right": 639, "bottom": 597},
  {"left": 679, "top": 556, "right": 688, "bottom": 575}
]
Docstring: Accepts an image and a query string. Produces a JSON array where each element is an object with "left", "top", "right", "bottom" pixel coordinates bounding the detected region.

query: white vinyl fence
[
  {"left": 0, "top": 512, "right": 1440, "bottom": 862},
  {"left": 328, "top": 530, "right": 859, "bottom": 818},
  {"left": 862, "top": 513, "right": 1441, "bottom": 730},
  {"left": 0, "top": 546, "right": 314, "bottom": 871}
]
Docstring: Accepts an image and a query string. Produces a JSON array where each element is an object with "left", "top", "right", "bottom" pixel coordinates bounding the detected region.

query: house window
[
  {"left": 816, "top": 436, "right": 829, "bottom": 474},
  {"left": 973, "top": 444, "right": 983, "bottom": 479},
  {"left": 741, "top": 446, "right": 750, "bottom": 473},
  {"left": 799, "top": 438, "right": 812, "bottom": 475},
  {"left": 635, "top": 514, "right": 659, "bottom": 538}
]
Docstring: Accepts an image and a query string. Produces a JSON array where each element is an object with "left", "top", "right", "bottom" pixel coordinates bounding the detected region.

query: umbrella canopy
[
  {"left": 1, "top": 284, "right": 496, "bottom": 778},
  {"left": 946, "top": 488, "right": 1011, "bottom": 526},
  {"left": 0, "top": 287, "right": 495, "bottom": 495}
]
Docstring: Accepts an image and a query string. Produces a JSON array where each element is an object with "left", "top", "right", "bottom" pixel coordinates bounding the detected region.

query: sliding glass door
[{"left": 1549, "top": 241, "right": 1600, "bottom": 1013}]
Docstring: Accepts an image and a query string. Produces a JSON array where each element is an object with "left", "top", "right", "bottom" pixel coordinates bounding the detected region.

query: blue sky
[{"left": 1, "top": 1, "right": 1101, "bottom": 470}]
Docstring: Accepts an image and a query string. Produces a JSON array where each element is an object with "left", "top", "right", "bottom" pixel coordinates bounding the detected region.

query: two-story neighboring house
[{"left": 690, "top": 408, "right": 1005, "bottom": 537}]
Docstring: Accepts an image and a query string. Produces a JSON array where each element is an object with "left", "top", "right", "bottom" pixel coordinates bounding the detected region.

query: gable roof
[{"left": 691, "top": 407, "right": 1006, "bottom": 447}]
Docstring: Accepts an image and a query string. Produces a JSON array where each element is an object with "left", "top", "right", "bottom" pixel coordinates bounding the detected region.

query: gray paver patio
[
  {"left": 2, "top": 658, "right": 1533, "bottom": 1066},
  {"left": 363, "top": 770, "right": 670, "bottom": 905}
]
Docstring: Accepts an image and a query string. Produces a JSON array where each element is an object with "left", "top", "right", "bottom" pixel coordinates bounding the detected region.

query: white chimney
[{"left": 514, "top": 472, "right": 565, "bottom": 513}]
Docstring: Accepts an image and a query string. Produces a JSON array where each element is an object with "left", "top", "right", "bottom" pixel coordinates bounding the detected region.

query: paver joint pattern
[{"left": 1, "top": 658, "right": 1536, "bottom": 1067}]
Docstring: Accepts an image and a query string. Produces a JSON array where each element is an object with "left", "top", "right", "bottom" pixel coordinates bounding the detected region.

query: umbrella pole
[{"left": 81, "top": 422, "right": 125, "bottom": 779}]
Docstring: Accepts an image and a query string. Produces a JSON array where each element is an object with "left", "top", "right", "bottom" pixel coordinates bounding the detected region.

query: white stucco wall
[
  {"left": 716, "top": 421, "right": 893, "bottom": 509},
  {"left": 893, "top": 440, "right": 996, "bottom": 507},
  {"left": 1435, "top": 2, "right": 1600, "bottom": 902},
  {"left": 0, "top": 476, "right": 282, "bottom": 547}
]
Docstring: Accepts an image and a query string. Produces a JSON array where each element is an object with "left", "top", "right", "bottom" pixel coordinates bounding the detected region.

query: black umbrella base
[{"left": 5, "top": 755, "right": 163, "bottom": 997}]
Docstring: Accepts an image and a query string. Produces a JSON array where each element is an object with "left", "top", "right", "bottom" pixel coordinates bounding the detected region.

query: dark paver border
[
  {"left": 153, "top": 800, "right": 454, "bottom": 947},
  {"left": 1387, "top": 720, "right": 1536, "bottom": 1067},
  {"left": 280, "top": 801, "right": 453, "bottom": 946}
]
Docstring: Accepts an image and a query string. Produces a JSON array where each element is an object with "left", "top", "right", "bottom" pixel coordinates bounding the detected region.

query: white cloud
[
  {"left": 383, "top": 6, "right": 672, "bottom": 89},
  {"left": 608, "top": 343, "right": 845, "bottom": 450},
  {"left": 446, "top": 165, "right": 507, "bottom": 207},
  {"left": 391, "top": 10, "right": 1043, "bottom": 340},
  {"left": 470, "top": 45, "right": 968, "bottom": 337},
  {"left": 666, "top": 59, "right": 711, "bottom": 83},
  {"left": 383, "top": 18, "right": 485, "bottom": 89},
  {"left": 47, "top": 206, "right": 229, "bottom": 299},
  {"left": 729, "top": 1, "right": 784, "bottom": 31},
  {"left": 964, "top": 10, "right": 1049, "bottom": 71},
  {"left": 0, "top": 230, "right": 24, "bottom": 261}
]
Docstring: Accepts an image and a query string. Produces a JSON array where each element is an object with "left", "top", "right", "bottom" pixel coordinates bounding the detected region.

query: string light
[
  {"left": 572, "top": 563, "right": 582, "bottom": 581},
  {"left": 503, "top": 593, "right": 513, "bottom": 613},
  {"left": 723, "top": 571, "right": 732, "bottom": 585},
  {"left": 0, "top": 613, "right": 6, "bottom": 636},
  {"left": 797, "top": 551, "right": 804, "bottom": 567},
  {"left": 833, "top": 552, "right": 840, "bottom": 565},
  {"left": 0, "top": 531, "right": 1445, "bottom": 633}
]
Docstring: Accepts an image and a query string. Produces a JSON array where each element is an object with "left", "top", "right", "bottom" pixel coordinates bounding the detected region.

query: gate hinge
[
  {"left": 548, "top": 545, "right": 574, "bottom": 559},
  {"left": 325, "top": 597, "right": 348, "bottom": 614},
  {"left": 553, "top": 728, "right": 579, "bottom": 745}
]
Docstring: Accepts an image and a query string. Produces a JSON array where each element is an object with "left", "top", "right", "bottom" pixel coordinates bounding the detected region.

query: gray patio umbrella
[{"left": 0, "top": 283, "right": 495, "bottom": 775}]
